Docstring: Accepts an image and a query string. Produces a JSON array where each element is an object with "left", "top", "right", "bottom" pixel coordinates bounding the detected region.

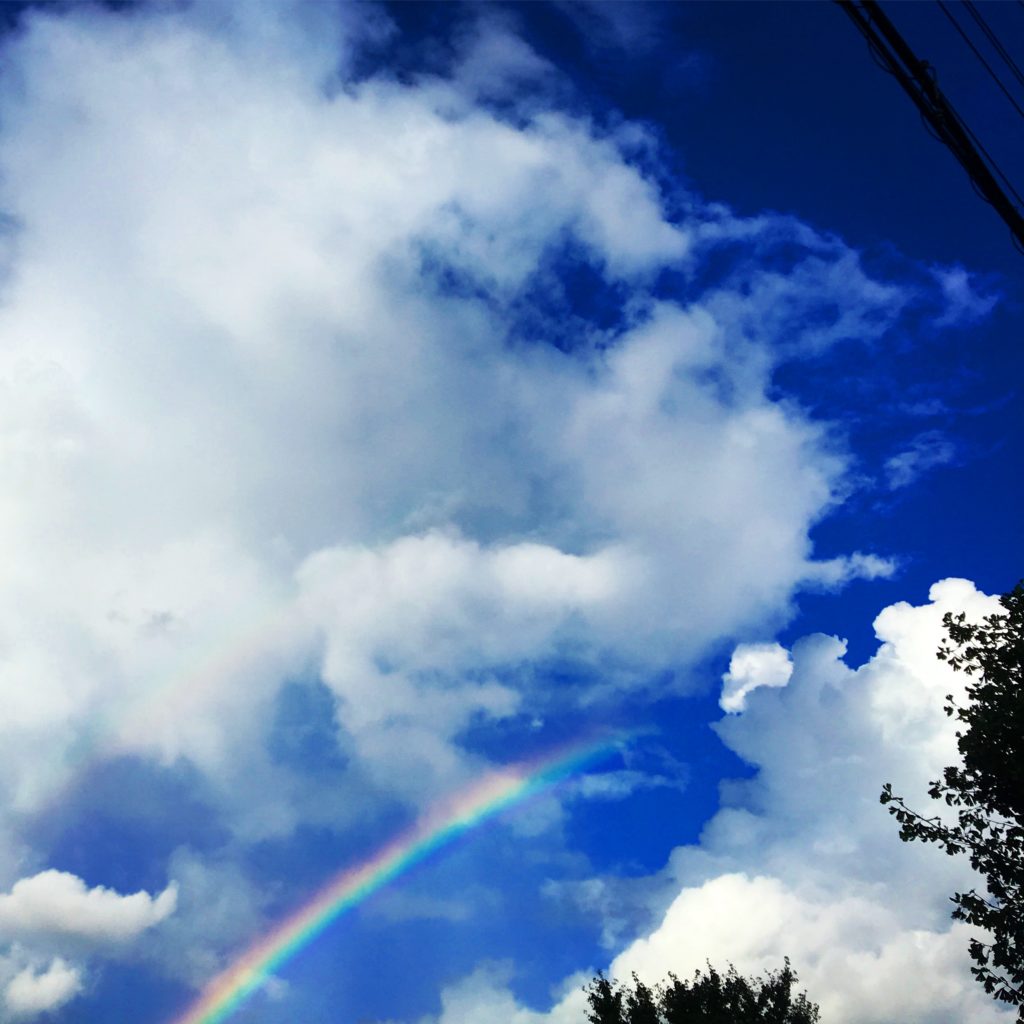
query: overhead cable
[
  {"left": 964, "top": 1, "right": 1024, "bottom": 92},
  {"left": 837, "top": 0, "right": 1024, "bottom": 253},
  {"left": 937, "top": 0, "right": 1024, "bottom": 123}
]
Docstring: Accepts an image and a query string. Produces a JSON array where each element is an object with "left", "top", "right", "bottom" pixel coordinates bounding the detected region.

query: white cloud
[
  {"left": 0, "top": 1, "right": 988, "bottom": 1006},
  {"left": 0, "top": 871, "right": 176, "bottom": 943},
  {"left": 646, "top": 579, "right": 1008, "bottom": 1021},
  {"left": 701, "top": 242, "right": 910, "bottom": 358},
  {"left": 571, "top": 769, "right": 685, "bottom": 802},
  {"left": 0, "top": 0, "right": 908, "bottom": 828},
  {"left": 604, "top": 874, "right": 999, "bottom": 1024},
  {"left": 428, "top": 579, "right": 1014, "bottom": 1024},
  {"left": 720, "top": 641, "right": 792, "bottom": 713},
  {"left": 430, "top": 962, "right": 578, "bottom": 1024},
  {"left": 3, "top": 958, "right": 81, "bottom": 1018},
  {"left": 803, "top": 551, "right": 898, "bottom": 589},
  {"left": 885, "top": 431, "right": 955, "bottom": 489},
  {"left": 0, "top": 870, "right": 176, "bottom": 1019}
]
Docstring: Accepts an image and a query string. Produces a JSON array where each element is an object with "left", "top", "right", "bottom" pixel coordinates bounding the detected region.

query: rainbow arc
[{"left": 169, "top": 737, "right": 620, "bottom": 1024}]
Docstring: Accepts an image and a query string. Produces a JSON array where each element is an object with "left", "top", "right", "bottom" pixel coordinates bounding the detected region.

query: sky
[{"left": 0, "top": 2, "right": 1020, "bottom": 1023}]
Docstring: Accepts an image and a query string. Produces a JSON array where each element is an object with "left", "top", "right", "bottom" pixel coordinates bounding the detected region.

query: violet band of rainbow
[{"left": 168, "top": 736, "right": 622, "bottom": 1024}]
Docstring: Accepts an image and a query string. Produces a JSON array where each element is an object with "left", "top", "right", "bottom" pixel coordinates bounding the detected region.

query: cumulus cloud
[
  {"left": 720, "top": 642, "right": 792, "bottom": 713},
  {"left": 0, "top": 871, "right": 175, "bottom": 1019},
  {"left": 0, "top": 0, "right": 917, "bottom": 827},
  {"left": 0, "top": 871, "right": 176, "bottom": 943},
  {"left": 603, "top": 874, "right": 998, "bottom": 1024},
  {"left": 427, "top": 580, "right": 1013, "bottom": 1024},
  {"left": 0, "top": 1, "right": 994, "bottom": 1009},
  {"left": 625, "top": 579, "right": 1010, "bottom": 1022},
  {"left": 3, "top": 958, "right": 81, "bottom": 1018}
]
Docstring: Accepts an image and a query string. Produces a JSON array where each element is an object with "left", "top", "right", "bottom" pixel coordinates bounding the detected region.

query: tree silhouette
[
  {"left": 584, "top": 961, "right": 820, "bottom": 1024},
  {"left": 881, "top": 580, "right": 1024, "bottom": 1014}
]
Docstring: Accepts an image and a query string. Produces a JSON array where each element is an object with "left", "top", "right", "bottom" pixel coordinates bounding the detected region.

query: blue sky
[{"left": 0, "top": 2, "right": 1019, "bottom": 1023}]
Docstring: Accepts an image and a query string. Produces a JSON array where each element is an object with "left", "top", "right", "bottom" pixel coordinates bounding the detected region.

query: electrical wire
[
  {"left": 930, "top": 1, "right": 1024, "bottom": 210},
  {"left": 837, "top": 0, "right": 1024, "bottom": 252},
  {"left": 951, "top": 101, "right": 1024, "bottom": 210},
  {"left": 936, "top": 0, "right": 1024, "bottom": 123},
  {"left": 863, "top": 0, "right": 1024, "bottom": 207},
  {"left": 964, "top": 0, "right": 1024, "bottom": 91}
]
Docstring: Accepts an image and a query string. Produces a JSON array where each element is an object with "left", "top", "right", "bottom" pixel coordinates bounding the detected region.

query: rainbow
[{"left": 169, "top": 737, "right": 621, "bottom": 1024}]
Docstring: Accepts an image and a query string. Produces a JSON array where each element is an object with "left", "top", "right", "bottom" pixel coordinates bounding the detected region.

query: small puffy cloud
[
  {"left": 0, "top": 871, "right": 177, "bottom": 944},
  {"left": 720, "top": 641, "right": 793, "bottom": 713},
  {"left": 3, "top": 959, "right": 81, "bottom": 1018},
  {"left": 804, "top": 551, "right": 897, "bottom": 589},
  {"left": 885, "top": 431, "right": 956, "bottom": 489},
  {"left": 572, "top": 769, "right": 685, "bottom": 802}
]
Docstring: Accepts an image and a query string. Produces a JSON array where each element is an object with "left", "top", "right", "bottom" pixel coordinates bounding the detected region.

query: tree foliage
[
  {"left": 584, "top": 961, "right": 820, "bottom": 1024},
  {"left": 881, "top": 580, "right": 1024, "bottom": 1014}
]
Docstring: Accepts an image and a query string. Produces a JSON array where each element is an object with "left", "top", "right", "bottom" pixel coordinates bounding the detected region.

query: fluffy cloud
[
  {"left": 431, "top": 962, "right": 570, "bottom": 1024},
  {"left": 0, "top": 871, "right": 174, "bottom": 1020},
  {"left": 3, "top": 959, "right": 81, "bottom": 1018},
  {"left": 428, "top": 579, "right": 1014, "bottom": 1023},
  {"left": 0, "top": 1, "right": 997, "bottom": 1012},
  {"left": 615, "top": 579, "right": 1010, "bottom": 1022},
  {"left": 0, "top": 871, "right": 176, "bottom": 943},
  {"left": 603, "top": 874, "right": 997, "bottom": 1024},
  {"left": 720, "top": 641, "right": 792, "bottom": 713},
  {"left": 0, "top": 0, "right": 913, "bottom": 826}
]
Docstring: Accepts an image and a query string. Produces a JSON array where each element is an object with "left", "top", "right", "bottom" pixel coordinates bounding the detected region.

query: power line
[
  {"left": 954, "top": 99, "right": 1024, "bottom": 211},
  {"left": 964, "top": 1, "right": 1024, "bottom": 92},
  {"left": 931, "top": 2, "right": 1024, "bottom": 213},
  {"left": 937, "top": 0, "right": 1024, "bottom": 123},
  {"left": 837, "top": 0, "right": 1024, "bottom": 253}
]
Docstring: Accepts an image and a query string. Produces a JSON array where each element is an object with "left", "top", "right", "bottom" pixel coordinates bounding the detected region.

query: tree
[
  {"left": 881, "top": 580, "right": 1024, "bottom": 1014},
  {"left": 586, "top": 973, "right": 623, "bottom": 1024},
  {"left": 584, "top": 961, "right": 820, "bottom": 1024}
]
